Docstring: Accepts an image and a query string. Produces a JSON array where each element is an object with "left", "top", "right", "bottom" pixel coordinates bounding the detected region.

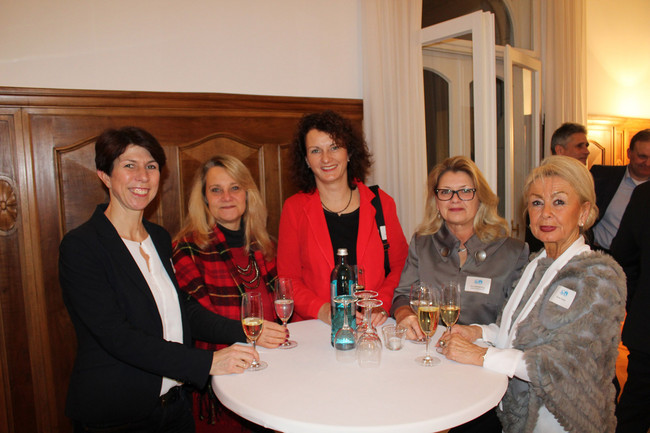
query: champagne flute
[
  {"left": 409, "top": 283, "right": 427, "bottom": 344},
  {"left": 354, "top": 290, "right": 378, "bottom": 340},
  {"left": 241, "top": 292, "right": 268, "bottom": 371},
  {"left": 274, "top": 278, "right": 297, "bottom": 349},
  {"left": 415, "top": 284, "right": 440, "bottom": 367},
  {"left": 441, "top": 281, "right": 461, "bottom": 334}
]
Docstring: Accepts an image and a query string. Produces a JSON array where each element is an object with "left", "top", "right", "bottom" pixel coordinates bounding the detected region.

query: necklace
[
  {"left": 232, "top": 254, "right": 260, "bottom": 290},
  {"left": 321, "top": 189, "right": 353, "bottom": 216}
]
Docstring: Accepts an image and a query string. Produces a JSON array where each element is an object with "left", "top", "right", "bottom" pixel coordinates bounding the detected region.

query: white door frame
[
  {"left": 421, "top": 11, "right": 497, "bottom": 189},
  {"left": 504, "top": 45, "right": 542, "bottom": 235}
]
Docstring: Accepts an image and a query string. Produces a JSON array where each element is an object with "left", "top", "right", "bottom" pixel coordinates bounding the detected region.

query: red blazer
[{"left": 277, "top": 182, "right": 408, "bottom": 320}]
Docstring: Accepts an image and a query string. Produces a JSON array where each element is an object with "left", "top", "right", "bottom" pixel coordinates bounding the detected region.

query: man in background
[
  {"left": 550, "top": 122, "right": 590, "bottom": 165},
  {"left": 591, "top": 129, "right": 650, "bottom": 253}
]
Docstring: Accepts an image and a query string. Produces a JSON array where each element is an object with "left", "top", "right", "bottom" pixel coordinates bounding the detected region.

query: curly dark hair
[{"left": 289, "top": 110, "right": 372, "bottom": 193}]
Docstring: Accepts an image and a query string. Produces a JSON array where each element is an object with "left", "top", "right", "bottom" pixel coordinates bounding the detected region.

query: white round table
[{"left": 212, "top": 319, "right": 507, "bottom": 433}]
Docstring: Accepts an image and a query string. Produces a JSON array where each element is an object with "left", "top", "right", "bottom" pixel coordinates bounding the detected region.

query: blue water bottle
[{"left": 330, "top": 248, "right": 356, "bottom": 346}]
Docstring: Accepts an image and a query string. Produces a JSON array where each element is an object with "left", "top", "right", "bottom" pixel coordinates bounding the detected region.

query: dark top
[
  {"left": 59, "top": 204, "right": 246, "bottom": 425},
  {"left": 610, "top": 181, "right": 650, "bottom": 355},
  {"left": 324, "top": 208, "right": 360, "bottom": 266}
]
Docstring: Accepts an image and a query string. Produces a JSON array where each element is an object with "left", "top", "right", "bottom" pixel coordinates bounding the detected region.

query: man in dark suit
[
  {"left": 611, "top": 181, "right": 650, "bottom": 432},
  {"left": 591, "top": 129, "right": 650, "bottom": 252}
]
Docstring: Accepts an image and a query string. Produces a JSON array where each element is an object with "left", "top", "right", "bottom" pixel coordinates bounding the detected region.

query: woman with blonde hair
[
  {"left": 440, "top": 156, "right": 626, "bottom": 432},
  {"left": 173, "top": 155, "right": 286, "bottom": 433},
  {"left": 391, "top": 155, "right": 528, "bottom": 432}
]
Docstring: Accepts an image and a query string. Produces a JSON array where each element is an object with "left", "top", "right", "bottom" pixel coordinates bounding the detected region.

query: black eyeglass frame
[{"left": 434, "top": 188, "right": 477, "bottom": 201}]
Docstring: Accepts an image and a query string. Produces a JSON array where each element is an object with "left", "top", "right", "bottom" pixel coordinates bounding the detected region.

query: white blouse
[{"left": 122, "top": 236, "right": 184, "bottom": 396}]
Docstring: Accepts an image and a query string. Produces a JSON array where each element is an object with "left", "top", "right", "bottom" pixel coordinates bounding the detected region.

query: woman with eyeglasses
[{"left": 391, "top": 156, "right": 528, "bottom": 432}]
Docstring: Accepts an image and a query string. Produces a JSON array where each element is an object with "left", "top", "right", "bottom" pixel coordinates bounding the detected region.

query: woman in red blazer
[{"left": 277, "top": 111, "right": 408, "bottom": 326}]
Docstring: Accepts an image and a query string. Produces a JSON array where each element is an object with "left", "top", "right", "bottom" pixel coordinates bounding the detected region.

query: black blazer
[
  {"left": 590, "top": 164, "right": 627, "bottom": 223},
  {"left": 610, "top": 181, "right": 650, "bottom": 355},
  {"left": 59, "top": 204, "right": 246, "bottom": 425}
]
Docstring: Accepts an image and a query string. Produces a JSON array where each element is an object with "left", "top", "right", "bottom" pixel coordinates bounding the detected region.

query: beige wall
[
  {"left": 0, "top": 0, "right": 362, "bottom": 98},
  {"left": 587, "top": 0, "right": 650, "bottom": 118}
]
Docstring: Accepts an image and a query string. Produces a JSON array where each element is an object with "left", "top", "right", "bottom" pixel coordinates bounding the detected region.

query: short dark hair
[
  {"left": 630, "top": 129, "right": 650, "bottom": 151},
  {"left": 290, "top": 110, "right": 372, "bottom": 193},
  {"left": 95, "top": 127, "right": 166, "bottom": 175},
  {"left": 550, "top": 122, "right": 587, "bottom": 155}
]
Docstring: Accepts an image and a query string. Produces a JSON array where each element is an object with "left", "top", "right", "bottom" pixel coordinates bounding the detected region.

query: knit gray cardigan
[{"left": 497, "top": 251, "right": 626, "bottom": 433}]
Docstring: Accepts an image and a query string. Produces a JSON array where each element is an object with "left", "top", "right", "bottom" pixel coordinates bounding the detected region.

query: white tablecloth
[{"left": 212, "top": 319, "right": 507, "bottom": 433}]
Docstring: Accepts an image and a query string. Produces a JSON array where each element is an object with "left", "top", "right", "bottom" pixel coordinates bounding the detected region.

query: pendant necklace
[{"left": 321, "top": 188, "right": 353, "bottom": 216}]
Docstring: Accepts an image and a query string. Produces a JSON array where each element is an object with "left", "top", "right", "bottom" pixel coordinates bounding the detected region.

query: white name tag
[
  {"left": 464, "top": 276, "right": 492, "bottom": 295},
  {"left": 549, "top": 285, "right": 576, "bottom": 309}
]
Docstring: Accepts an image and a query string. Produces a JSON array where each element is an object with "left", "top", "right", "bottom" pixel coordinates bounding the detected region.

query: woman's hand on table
[
  {"left": 257, "top": 320, "right": 288, "bottom": 348},
  {"left": 394, "top": 305, "right": 424, "bottom": 340},
  {"left": 210, "top": 344, "right": 259, "bottom": 375},
  {"left": 317, "top": 303, "right": 331, "bottom": 325},
  {"left": 370, "top": 307, "right": 389, "bottom": 327},
  {"left": 448, "top": 324, "right": 483, "bottom": 342},
  {"left": 437, "top": 333, "right": 487, "bottom": 366}
]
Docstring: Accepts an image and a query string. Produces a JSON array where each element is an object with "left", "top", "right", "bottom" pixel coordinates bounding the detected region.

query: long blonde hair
[
  {"left": 174, "top": 155, "right": 275, "bottom": 260},
  {"left": 416, "top": 156, "right": 509, "bottom": 243}
]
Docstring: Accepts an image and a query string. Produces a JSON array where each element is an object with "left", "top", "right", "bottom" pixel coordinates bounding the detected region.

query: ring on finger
[{"left": 440, "top": 340, "right": 446, "bottom": 348}]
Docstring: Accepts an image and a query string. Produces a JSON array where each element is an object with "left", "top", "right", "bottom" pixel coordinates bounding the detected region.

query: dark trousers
[
  {"left": 449, "top": 407, "right": 502, "bottom": 433},
  {"left": 616, "top": 351, "right": 650, "bottom": 433},
  {"left": 74, "top": 386, "right": 194, "bottom": 433}
]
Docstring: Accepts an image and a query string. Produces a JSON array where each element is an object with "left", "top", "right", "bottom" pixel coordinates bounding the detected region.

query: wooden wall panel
[
  {"left": 0, "top": 87, "right": 362, "bottom": 433},
  {"left": 588, "top": 115, "right": 650, "bottom": 167}
]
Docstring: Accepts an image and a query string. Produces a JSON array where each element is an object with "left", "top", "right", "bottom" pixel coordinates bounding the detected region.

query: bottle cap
[{"left": 337, "top": 248, "right": 348, "bottom": 256}]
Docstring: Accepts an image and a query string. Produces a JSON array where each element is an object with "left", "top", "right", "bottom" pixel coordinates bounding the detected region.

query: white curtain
[
  {"left": 361, "top": 0, "right": 427, "bottom": 240},
  {"left": 541, "top": 0, "right": 588, "bottom": 153}
]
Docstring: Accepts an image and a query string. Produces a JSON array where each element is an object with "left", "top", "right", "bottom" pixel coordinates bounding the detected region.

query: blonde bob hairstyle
[
  {"left": 523, "top": 155, "right": 598, "bottom": 232},
  {"left": 174, "top": 155, "right": 275, "bottom": 260},
  {"left": 416, "top": 155, "right": 509, "bottom": 243}
]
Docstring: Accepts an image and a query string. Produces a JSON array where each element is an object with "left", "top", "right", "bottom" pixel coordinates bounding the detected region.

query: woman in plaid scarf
[{"left": 173, "top": 155, "right": 286, "bottom": 433}]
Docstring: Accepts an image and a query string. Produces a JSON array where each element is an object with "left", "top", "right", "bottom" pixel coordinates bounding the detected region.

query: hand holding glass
[
  {"left": 274, "top": 278, "right": 297, "bottom": 349},
  {"left": 241, "top": 292, "right": 267, "bottom": 371}
]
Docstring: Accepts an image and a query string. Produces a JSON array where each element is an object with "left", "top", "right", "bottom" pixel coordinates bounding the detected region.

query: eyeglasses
[{"left": 434, "top": 188, "right": 476, "bottom": 201}]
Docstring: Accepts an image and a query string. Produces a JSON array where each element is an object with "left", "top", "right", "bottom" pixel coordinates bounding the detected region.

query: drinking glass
[
  {"left": 441, "top": 281, "right": 461, "bottom": 333},
  {"left": 333, "top": 295, "right": 357, "bottom": 362},
  {"left": 415, "top": 284, "right": 440, "bottom": 367},
  {"left": 353, "top": 290, "right": 378, "bottom": 340},
  {"left": 356, "top": 298, "right": 383, "bottom": 368},
  {"left": 241, "top": 292, "right": 268, "bottom": 371},
  {"left": 274, "top": 278, "right": 297, "bottom": 349},
  {"left": 409, "top": 283, "right": 427, "bottom": 344}
]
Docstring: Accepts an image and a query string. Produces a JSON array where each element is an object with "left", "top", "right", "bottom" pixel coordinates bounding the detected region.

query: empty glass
[
  {"left": 356, "top": 298, "right": 383, "bottom": 368},
  {"left": 382, "top": 324, "right": 407, "bottom": 350},
  {"left": 354, "top": 290, "right": 378, "bottom": 340}
]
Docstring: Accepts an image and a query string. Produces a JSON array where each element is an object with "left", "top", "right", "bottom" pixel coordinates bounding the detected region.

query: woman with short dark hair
[{"left": 59, "top": 127, "right": 260, "bottom": 432}]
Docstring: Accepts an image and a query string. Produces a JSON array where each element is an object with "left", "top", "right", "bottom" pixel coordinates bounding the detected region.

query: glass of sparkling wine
[
  {"left": 241, "top": 292, "right": 267, "bottom": 371},
  {"left": 441, "top": 281, "right": 461, "bottom": 333},
  {"left": 275, "top": 278, "right": 297, "bottom": 349},
  {"left": 409, "top": 283, "right": 427, "bottom": 344},
  {"left": 415, "top": 284, "right": 440, "bottom": 367}
]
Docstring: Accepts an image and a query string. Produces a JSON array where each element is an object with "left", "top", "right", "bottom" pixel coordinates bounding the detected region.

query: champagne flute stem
[
  {"left": 424, "top": 335, "right": 430, "bottom": 360},
  {"left": 250, "top": 340, "right": 259, "bottom": 367}
]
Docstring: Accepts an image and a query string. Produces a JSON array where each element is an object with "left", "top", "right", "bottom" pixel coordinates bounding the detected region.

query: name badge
[
  {"left": 464, "top": 276, "right": 491, "bottom": 295},
  {"left": 549, "top": 285, "right": 576, "bottom": 309}
]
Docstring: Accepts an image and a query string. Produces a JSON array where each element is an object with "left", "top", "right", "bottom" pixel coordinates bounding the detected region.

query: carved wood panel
[
  {"left": 0, "top": 87, "right": 362, "bottom": 433},
  {"left": 588, "top": 115, "right": 650, "bottom": 167}
]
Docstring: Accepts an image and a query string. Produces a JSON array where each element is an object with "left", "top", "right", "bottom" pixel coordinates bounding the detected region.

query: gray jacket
[
  {"left": 498, "top": 251, "right": 626, "bottom": 433},
  {"left": 391, "top": 223, "right": 529, "bottom": 325}
]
